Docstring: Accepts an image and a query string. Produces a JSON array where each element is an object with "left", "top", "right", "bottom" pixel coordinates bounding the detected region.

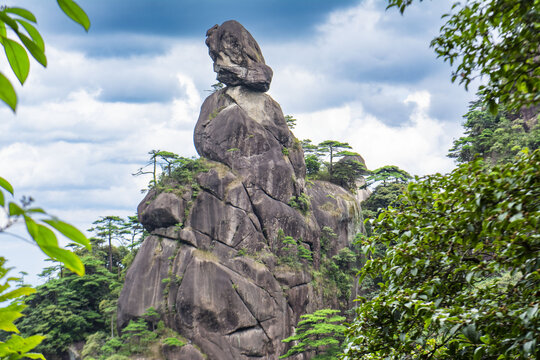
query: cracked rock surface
[{"left": 117, "top": 20, "right": 364, "bottom": 360}]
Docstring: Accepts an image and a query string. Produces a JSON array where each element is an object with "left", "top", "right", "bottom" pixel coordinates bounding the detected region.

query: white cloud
[
  {"left": 1, "top": 43, "right": 206, "bottom": 282},
  {"left": 294, "top": 91, "right": 462, "bottom": 176}
]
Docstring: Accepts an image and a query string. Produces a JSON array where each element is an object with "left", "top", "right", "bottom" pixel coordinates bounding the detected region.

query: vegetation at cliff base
[{"left": 280, "top": 309, "right": 346, "bottom": 359}]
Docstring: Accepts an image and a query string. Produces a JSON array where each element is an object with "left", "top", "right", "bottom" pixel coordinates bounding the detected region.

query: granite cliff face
[{"left": 117, "top": 20, "right": 365, "bottom": 359}]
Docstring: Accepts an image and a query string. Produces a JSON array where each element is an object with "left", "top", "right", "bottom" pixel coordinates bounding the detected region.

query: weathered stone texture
[
  {"left": 206, "top": 20, "right": 273, "bottom": 92},
  {"left": 117, "top": 20, "right": 366, "bottom": 360}
]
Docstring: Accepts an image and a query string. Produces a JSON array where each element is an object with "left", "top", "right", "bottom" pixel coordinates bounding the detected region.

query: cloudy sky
[{"left": 1, "top": 0, "right": 477, "bottom": 284}]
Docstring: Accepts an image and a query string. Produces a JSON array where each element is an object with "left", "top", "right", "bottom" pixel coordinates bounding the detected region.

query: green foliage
[
  {"left": 162, "top": 337, "right": 185, "bottom": 348},
  {"left": 0, "top": 1, "right": 89, "bottom": 111},
  {"left": 331, "top": 156, "right": 368, "bottom": 191},
  {"left": 167, "top": 157, "right": 207, "bottom": 185},
  {"left": 209, "top": 81, "right": 224, "bottom": 93},
  {"left": 134, "top": 151, "right": 209, "bottom": 196},
  {"left": 319, "top": 248, "right": 358, "bottom": 304},
  {"left": 0, "top": 176, "right": 91, "bottom": 276},
  {"left": 297, "top": 243, "right": 313, "bottom": 262},
  {"left": 365, "top": 165, "right": 412, "bottom": 186},
  {"left": 301, "top": 139, "right": 369, "bottom": 190},
  {"left": 0, "top": 257, "right": 45, "bottom": 360},
  {"left": 89, "top": 216, "right": 130, "bottom": 273},
  {"left": 276, "top": 230, "right": 313, "bottom": 267},
  {"left": 320, "top": 226, "right": 337, "bottom": 256},
  {"left": 82, "top": 307, "right": 186, "bottom": 359},
  {"left": 387, "top": 0, "right": 539, "bottom": 114},
  {"left": 281, "top": 147, "right": 289, "bottom": 156},
  {"left": 448, "top": 98, "right": 540, "bottom": 164},
  {"left": 133, "top": 150, "right": 178, "bottom": 187},
  {"left": 285, "top": 115, "right": 297, "bottom": 129},
  {"left": 280, "top": 309, "right": 346, "bottom": 359},
  {"left": 305, "top": 154, "right": 322, "bottom": 176},
  {"left": 343, "top": 149, "right": 540, "bottom": 359},
  {"left": 361, "top": 182, "right": 407, "bottom": 237},
  {"left": 81, "top": 332, "right": 107, "bottom": 359},
  {"left": 16, "top": 255, "right": 119, "bottom": 356},
  {"left": 288, "top": 193, "right": 310, "bottom": 214},
  {"left": 317, "top": 140, "right": 352, "bottom": 175}
]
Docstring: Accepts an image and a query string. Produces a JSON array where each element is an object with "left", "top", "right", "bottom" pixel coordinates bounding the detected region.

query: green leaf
[
  {"left": 2, "top": 37, "right": 30, "bottom": 84},
  {"left": 0, "top": 334, "right": 45, "bottom": 358},
  {"left": 56, "top": 0, "right": 90, "bottom": 31},
  {"left": 35, "top": 224, "right": 85, "bottom": 275},
  {"left": 24, "top": 215, "right": 39, "bottom": 239},
  {"left": 24, "top": 353, "right": 46, "bottom": 360},
  {"left": 0, "top": 308, "right": 23, "bottom": 332},
  {"left": 16, "top": 33, "right": 47, "bottom": 67},
  {"left": 8, "top": 202, "right": 24, "bottom": 216},
  {"left": 26, "top": 207, "right": 46, "bottom": 214},
  {"left": 0, "top": 12, "right": 19, "bottom": 31},
  {"left": 5, "top": 7, "right": 37, "bottom": 23},
  {"left": 34, "top": 224, "right": 59, "bottom": 248},
  {"left": 0, "top": 71, "right": 17, "bottom": 111},
  {"left": 15, "top": 19, "right": 45, "bottom": 51},
  {"left": 0, "top": 286, "right": 35, "bottom": 303},
  {"left": 0, "top": 176, "right": 14, "bottom": 195},
  {"left": 0, "top": 190, "right": 4, "bottom": 207},
  {"left": 43, "top": 219, "right": 91, "bottom": 250},
  {"left": 0, "top": 21, "right": 6, "bottom": 37},
  {"left": 43, "top": 246, "right": 85, "bottom": 276}
]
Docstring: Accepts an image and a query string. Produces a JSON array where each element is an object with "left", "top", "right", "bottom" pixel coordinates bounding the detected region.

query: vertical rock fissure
[{"left": 229, "top": 279, "right": 272, "bottom": 344}]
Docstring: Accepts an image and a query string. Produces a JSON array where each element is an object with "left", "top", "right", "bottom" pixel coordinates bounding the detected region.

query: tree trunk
[{"left": 108, "top": 233, "right": 112, "bottom": 272}]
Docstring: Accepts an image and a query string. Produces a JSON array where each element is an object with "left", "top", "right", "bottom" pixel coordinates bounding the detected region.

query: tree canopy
[
  {"left": 344, "top": 149, "right": 540, "bottom": 359},
  {"left": 448, "top": 98, "right": 540, "bottom": 164}
]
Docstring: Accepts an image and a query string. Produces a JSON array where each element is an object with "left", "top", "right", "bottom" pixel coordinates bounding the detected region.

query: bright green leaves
[
  {"left": 57, "top": 0, "right": 91, "bottom": 32},
  {"left": 3, "top": 38, "right": 30, "bottom": 84},
  {"left": 0, "top": 2, "right": 89, "bottom": 111},
  {"left": 0, "top": 71, "right": 17, "bottom": 111},
  {"left": 1, "top": 177, "right": 90, "bottom": 276},
  {"left": 16, "top": 20, "right": 44, "bottom": 52},
  {"left": 0, "top": 334, "right": 46, "bottom": 360},
  {"left": 4, "top": 8, "right": 37, "bottom": 23},
  {"left": 43, "top": 219, "right": 91, "bottom": 250},
  {"left": 0, "top": 257, "right": 46, "bottom": 359},
  {"left": 0, "top": 175, "right": 14, "bottom": 195}
]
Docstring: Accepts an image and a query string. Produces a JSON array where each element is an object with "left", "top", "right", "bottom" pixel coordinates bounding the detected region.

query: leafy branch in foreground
[
  {"left": 0, "top": 0, "right": 90, "bottom": 111},
  {"left": 0, "top": 176, "right": 90, "bottom": 276},
  {"left": 344, "top": 149, "right": 539, "bottom": 359},
  {"left": 0, "top": 257, "right": 45, "bottom": 360}
]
